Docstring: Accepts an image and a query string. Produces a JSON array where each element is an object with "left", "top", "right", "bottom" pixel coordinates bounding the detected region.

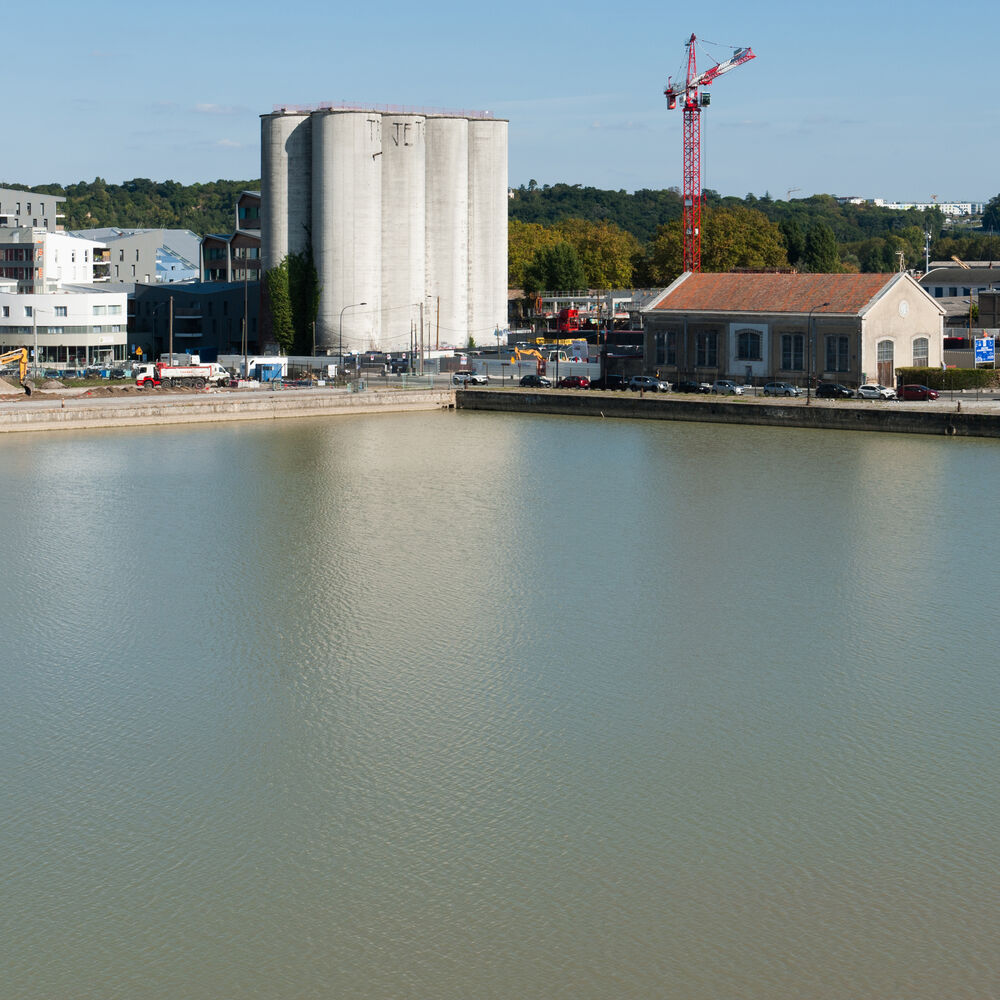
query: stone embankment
[
  {"left": 456, "top": 389, "right": 1000, "bottom": 438},
  {"left": 0, "top": 386, "right": 456, "bottom": 434}
]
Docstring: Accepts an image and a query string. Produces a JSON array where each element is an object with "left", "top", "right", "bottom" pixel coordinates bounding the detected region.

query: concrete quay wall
[
  {"left": 457, "top": 390, "right": 1000, "bottom": 439},
  {"left": 0, "top": 388, "right": 456, "bottom": 434}
]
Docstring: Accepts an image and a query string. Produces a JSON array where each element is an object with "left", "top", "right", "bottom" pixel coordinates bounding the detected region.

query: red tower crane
[{"left": 664, "top": 35, "right": 755, "bottom": 272}]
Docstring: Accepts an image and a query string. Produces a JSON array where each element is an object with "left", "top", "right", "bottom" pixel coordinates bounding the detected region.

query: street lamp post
[
  {"left": 339, "top": 301, "right": 367, "bottom": 379},
  {"left": 805, "top": 301, "right": 830, "bottom": 405},
  {"left": 31, "top": 305, "right": 44, "bottom": 379}
]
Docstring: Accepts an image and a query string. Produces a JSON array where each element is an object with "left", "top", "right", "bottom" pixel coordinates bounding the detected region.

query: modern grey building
[
  {"left": 131, "top": 281, "right": 259, "bottom": 362},
  {"left": 261, "top": 103, "right": 508, "bottom": 355},
  {"left": 201, "top": 191, "right": 261, "bottom": 284},
  {"left": 0, "top": 187, "right": 64, "bottom": 231},
  {"left": 71, "top": 228, "right": 200, "bottom": 285}
]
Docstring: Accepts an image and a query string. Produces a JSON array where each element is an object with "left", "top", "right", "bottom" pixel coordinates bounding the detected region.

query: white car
[
  {"left": 711, "top": 380, "right": 744, "bottom": 395},
  {"left": 452, "top": 370, "right": 489, "bottom": 386},
  {"left": 855, "top": 383, "right": 896, "bottom": 400}
]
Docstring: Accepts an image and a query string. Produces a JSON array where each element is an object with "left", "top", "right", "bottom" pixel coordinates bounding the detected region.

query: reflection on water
[{"left": 2, "top": 413, "right": 998, "bottom": 999}]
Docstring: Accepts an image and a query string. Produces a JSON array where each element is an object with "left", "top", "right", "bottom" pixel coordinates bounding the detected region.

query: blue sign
[{"left": 975, "top": 339, "right": 995, "bottom": 363}]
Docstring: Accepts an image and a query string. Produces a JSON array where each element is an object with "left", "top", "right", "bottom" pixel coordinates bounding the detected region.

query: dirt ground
[{"left": 0, "top": 378, "right": 209, "bottom": 401}]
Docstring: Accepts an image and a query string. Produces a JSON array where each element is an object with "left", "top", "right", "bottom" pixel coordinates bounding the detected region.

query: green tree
[
  {"left": 636, "top": 206, "right": 788, "bottom": 286},
  {"left": 523, "top": 241, "right": 587, "bottom": 295},
  {"left": 700, "top": 206, "right": 787, "bottom": 272},
  {"left": 288, "top": 246, "right": 320, "bottom": 355},
  {"left": 982, "top": 194, "right": 1000, "bottom": 233},
  {"left": 803, "top": 220, "right": 839, "bottom": 272},
  {"left": 508, "top": 219, "right": 557, "bottom": 288},
  {"left": 553, "top": 218, "right": 640, "bottom": 288},
  {"left": 264, "top": 258, "right": 294, "bottom": 353},
  {"left": 779, "top": 218, "right": 805, "bottom": 267}
]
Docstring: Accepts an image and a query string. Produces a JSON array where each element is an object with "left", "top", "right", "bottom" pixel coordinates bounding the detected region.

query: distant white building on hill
[{"left": 835, "top": 196, "right": 984, "bottom": 217}]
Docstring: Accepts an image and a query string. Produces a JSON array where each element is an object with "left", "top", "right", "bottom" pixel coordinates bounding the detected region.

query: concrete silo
[
  {"left": 424, "top": 116, "right": 469, "bottom": 349},
  {"left": 312, "top": 111, "right": 382, "bottom": 354},
  {"left": 260, "top": 110, "right": 312, "bottom": 271},
  {"left": 380, "top": 114, "right": 425, "bottom": 356},
  {"left": 467, "top": 118, "right": 509, "bottom": 348}
]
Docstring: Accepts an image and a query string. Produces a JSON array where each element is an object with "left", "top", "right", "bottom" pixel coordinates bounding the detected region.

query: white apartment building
[
  {"left": 0, "top": 283, "right": 129, "bottom": 369},
  {"left": 0, "top": 227, "right": 108, "bottom": 290},
  {"left": 0, "top": 226, "right": 126, "bottom": 369}
]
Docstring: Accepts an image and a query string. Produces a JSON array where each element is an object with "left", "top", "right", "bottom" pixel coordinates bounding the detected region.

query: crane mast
[{"left": 664, "top": 35, "right": 755, "bottom": 272}]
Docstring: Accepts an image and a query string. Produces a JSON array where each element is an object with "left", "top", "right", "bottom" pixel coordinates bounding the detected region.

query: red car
[
  {"left": 899, "top": 384, "right": 940, "bottom": 401},
  {"left": 557, "top": 374, "right": 590, "bottom": 389}
]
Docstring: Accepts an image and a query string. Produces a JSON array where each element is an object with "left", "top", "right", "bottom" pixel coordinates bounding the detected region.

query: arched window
[
  {"left": 736, "top": 328, "right": 762, "bottom": 361},
  {"left": 913, "top": 337, "right": 929, "bottom": 367}
]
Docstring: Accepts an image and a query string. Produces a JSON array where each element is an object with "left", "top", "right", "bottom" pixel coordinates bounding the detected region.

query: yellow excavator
[
  {"left": 508, "top": 345, "right": 547, "bottom": 375},
  {"left": 0, "top": 348, "right": 31, "bottom": 394}
]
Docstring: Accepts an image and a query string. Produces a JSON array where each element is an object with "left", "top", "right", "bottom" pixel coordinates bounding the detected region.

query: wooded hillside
[{"left": 9, "top": 177, "right": 999, "bottom": 291}]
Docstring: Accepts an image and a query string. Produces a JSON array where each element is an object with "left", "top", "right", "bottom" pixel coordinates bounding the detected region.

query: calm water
[{"left": 2, "top": 411, "right": 998, "bottom": 999}]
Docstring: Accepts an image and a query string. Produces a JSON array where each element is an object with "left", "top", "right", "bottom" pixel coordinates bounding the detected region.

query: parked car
[
  {"left": 855, "top": 383, "right": 897, "bottom": 400},
  {"left": 452, "top": 370, "right": 489, "bottom": 386},
  {"left": 629, "top": 375, "right": 671, "bottom": 392},
  {"left": 899, "top": 384, "right": 939, "bottom": 401},
  {"left": 519, "top": 374, "right": 551, "bottom": 388},
  {"left": 589, "top": 375, "right": 628, "bottom": 391},
  {"left": 711, "top": 380, "right": 744, "bottom": 395},
  {"left": 557, "top": 374, "right": 590, "bottom": 389},
  {"left": 762, "top": 381, "right": 802, "bottom": 397},
  {"left": 674, "top": 379, "right": 712, "bottom": 393},
  {"left": 816, "top": 382, "right": 855, "bottom": 398}
]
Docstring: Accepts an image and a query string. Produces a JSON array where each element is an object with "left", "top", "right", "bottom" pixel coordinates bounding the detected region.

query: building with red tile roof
[{"left": 642, "top": 272, "right": 943, "bottom": 388}]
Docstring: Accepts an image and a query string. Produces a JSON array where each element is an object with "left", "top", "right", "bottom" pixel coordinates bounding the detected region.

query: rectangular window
[
  {"left": 913, "top": 337, "right": 929, "bottom": 367},
  {"left": 735, "top": 328, "right": 762, "bottom": 361},
  {"left": 2, "top": 306, "right": 8, "bottom": 317},
  {"left": 55, "top": 306, "right": 67, "bottom": 317},
  {"left": 119, "top": 249, "right": 124, "bottom": 261},
  {"left": 781, "top": 333, "right": 804, "bottom": 370},
  {"left": 825, "top": 335, "right": 850, "bottom": 372},
  {"left": 108, "top": 305, "right": 121, "bottom": 315},
  {"left": 655, "top": 332, "right": 666, "bottom": 365},
  {"left": 696, "top": 332, "right": 718, "bottom": 367},
  {"left": 92, "top": 305, "right": 107, "bottom": 316}
]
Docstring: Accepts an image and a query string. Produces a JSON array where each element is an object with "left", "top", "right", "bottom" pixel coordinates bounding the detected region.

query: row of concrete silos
[{"left": 261, "top": 107, "right": 508, "bottom": 354}]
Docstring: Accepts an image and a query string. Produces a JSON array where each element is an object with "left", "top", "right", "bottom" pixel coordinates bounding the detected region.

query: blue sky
[{"left": 7, "top": 0, "right": 997, "bottom": 202}]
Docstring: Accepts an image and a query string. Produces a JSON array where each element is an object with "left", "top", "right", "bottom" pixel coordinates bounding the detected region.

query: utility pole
[{"left": 419, "top": 301, "right": 425, "bottom": 375}]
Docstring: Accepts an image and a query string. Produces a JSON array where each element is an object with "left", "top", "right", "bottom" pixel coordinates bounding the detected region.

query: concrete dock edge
[{"left": 456, "top": 389, "right": 1000, "bottom": 439}]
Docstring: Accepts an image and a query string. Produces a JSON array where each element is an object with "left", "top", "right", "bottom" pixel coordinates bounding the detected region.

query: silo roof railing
[{"left": 271, "top": 102, "right": 496, "bottom": 119}]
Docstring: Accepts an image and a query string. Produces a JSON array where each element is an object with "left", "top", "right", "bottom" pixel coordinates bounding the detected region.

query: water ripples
[{"left": 2, "top": 415, "right": 999, "bottom": 998}]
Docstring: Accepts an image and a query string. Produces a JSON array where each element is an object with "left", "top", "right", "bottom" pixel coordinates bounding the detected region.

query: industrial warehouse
[{"left": 261, "top": 104, "right": 508, "bottom": 357}]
